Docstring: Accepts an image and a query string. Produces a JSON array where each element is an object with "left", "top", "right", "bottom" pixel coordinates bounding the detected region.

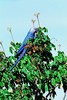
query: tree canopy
[{"left": 0, "top": 27, "right": 67, "bottom": 100}]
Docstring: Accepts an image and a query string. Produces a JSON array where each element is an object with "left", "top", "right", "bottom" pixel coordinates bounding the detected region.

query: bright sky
[{"left": 0, "top": 0, "right": 67, "bottom": 99}]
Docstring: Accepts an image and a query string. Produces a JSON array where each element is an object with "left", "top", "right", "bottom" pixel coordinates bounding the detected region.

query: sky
[{"left": 0, "top": 0, "right": 67, "bottom": 99}]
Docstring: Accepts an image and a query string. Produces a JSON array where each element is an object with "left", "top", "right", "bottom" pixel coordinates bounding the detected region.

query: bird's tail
[
  {"left": 15, "top": 45, "right": 25, "bottom": 58},
  {"left": 10, "top": 49, "right": 26, "bottom": 71}
]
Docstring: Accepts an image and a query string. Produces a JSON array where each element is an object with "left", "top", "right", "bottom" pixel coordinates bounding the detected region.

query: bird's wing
[
  {"left": 15, "top": 44, "right": 26, "bottom": 57},
  {"left": 15, "top": 29, "right": 35, "bottom": 57}
]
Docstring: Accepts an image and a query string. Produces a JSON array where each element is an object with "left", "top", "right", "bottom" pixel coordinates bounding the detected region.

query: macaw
[{"left": 10, "top": 28, "right": 38, "bottom": 71}]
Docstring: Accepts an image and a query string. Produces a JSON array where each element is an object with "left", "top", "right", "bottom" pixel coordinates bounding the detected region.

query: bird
[{"left": 10, "top": 28, "right": 38, "bottom": 71}]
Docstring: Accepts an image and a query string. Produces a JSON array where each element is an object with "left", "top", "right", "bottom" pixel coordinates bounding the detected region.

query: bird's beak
[{"left": 35, "top": 32, "right": 38, "bottom": 37}]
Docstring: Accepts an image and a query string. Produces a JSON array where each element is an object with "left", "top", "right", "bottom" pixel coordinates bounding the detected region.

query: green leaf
[
  {"left": 15, "top": 90, "right": 19, "bottom": 95},
  {"left": 57, "top": 72, "right": 62, "bottom": 81},
  {"left": 23, "top": 96, "right": 28, "bottom": 100},
  {"left": 46, "top": 70, "right": 50, "bottom": 77},
  {"left": 42, "top": 27, "right": 48, "bottom": 32},
  {"left": 58, "top": 65, "right": 62, "bottom": 70},
  {"left": 0, "top": 82, "right": 5, "bottom": 87},
  {"left": 37, "top": 84, "right": 41, "bottom": 89},
  {"left": 45, "top": 84, "right": 48, "bottom": 91},
  {"left": 52, "top": 78, "right": 56, "bottom": 86},
  {"left": 9, "top": 47, "right": 14, "bottom": 54},
  {"left": 8, "top": 96, "right": 12, "bottom": 100},
  {"left": 2, "top": 89, "right": 8, "bottom": 95},
  {"left": 11, "top": 41, "right": 15, "bottom": 47}
]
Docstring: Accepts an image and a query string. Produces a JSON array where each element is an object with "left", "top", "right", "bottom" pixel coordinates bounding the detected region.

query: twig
[
  {"left": 0, "top": 41, "right": 6, "bottom": 57},
  {"left": 63, "top": 92, "right": 67, "bottom": 100},
  {"left": 7, "top": 27, "right": 15, "bottom": 43},
  {"left": 34, "top": 12, "right": 40, "bottom": 27},
  {"left": 58, "top": 44, "right": 61, "bottom": 50},
  {"left": 31, "top": 19, "right": 36, "bottom": 28},
  {"left": 45, "top": 84, "right": 59, "bottom": 99}
]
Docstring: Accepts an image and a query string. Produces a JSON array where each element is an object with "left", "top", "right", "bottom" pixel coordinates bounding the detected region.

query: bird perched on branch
[{"left": 10, "top": 28, "right": 38, "bottom": 71}]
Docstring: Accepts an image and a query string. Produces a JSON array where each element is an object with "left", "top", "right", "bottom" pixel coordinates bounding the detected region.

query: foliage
[{"left": 0, "top": 27, "right": 67, "bottom": 100}]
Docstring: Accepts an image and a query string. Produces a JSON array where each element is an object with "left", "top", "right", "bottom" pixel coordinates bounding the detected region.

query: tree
[{"left": 0, "top": 27, "right": 67, "bottom": 100}]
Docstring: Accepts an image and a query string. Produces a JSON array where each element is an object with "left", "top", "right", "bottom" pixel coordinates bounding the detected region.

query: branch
[{"left": 63, "top": 92, "right": 67, "bottom": 100}]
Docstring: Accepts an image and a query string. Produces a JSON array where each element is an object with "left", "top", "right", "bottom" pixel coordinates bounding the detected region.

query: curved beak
[{"left": 35, "top": 31, "right": 38, "bottom": 37}]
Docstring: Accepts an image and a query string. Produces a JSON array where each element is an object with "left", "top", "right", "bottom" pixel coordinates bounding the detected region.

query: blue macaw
[{"left": 10, "top": 28, "right": 38, "bottom": 71}]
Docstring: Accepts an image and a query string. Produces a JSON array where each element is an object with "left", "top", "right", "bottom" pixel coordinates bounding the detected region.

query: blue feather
[
  {"left": 10, "top": 28, "right": 38, "bottom": 71},
  {"left": 10, "top": 49, "right": 26, "bottom": 71}
]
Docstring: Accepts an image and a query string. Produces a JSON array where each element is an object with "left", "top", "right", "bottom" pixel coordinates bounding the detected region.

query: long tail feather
[
  {"left": 15, "top": 44, "right": 26, "bottom": 57},
  {"left": 10, "top": 49, "right": 26, "bottom": 71}
]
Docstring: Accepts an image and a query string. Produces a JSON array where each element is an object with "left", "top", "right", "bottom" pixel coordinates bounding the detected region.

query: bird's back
[{"left": 15, "top": 28, "right": 38, "bottom": 57}]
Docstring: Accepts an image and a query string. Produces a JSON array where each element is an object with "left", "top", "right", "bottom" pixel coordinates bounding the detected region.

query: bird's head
[{"left": 30, "top": 27, "right": 38, "bottom": 36}]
